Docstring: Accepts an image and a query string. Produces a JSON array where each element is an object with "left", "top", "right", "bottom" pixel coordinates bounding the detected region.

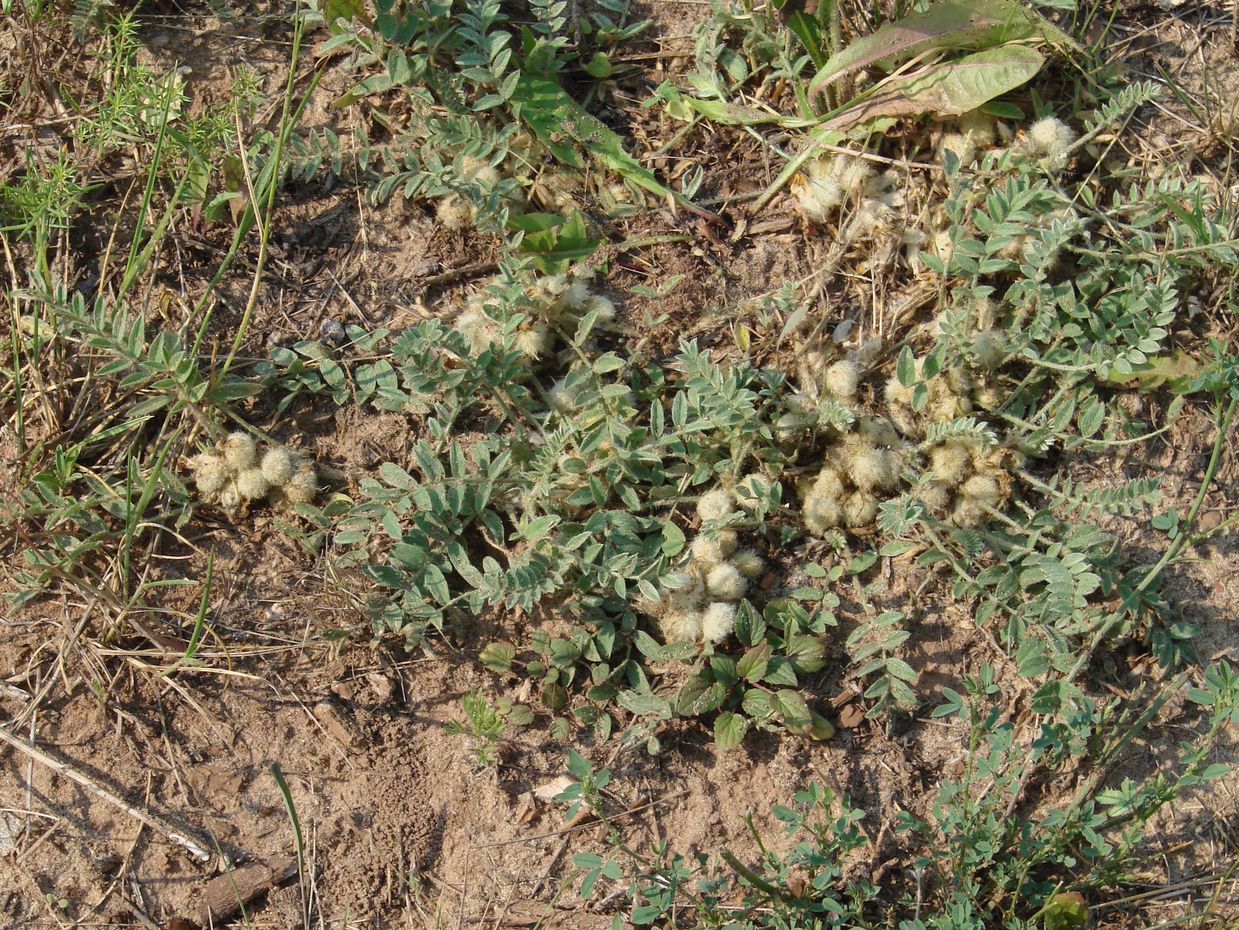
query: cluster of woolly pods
[
  {"left": 777, "top": 352, "right": 865, "bottom": 442},
  {"left": 657, "top": 485, "right": 766, "bottom": 647},
  {"left": 883, "top": 359, "right": 977, "bottom": 436},
  {"left": 454, "top": 266, "right": 615, "bottom": 361},
  {"left": 800, "top": 418, "right": 907, "bottom": 534},
  {"left": 188, "top": 432, "right": 318, "bottom": 513},
  {"left": 791, "top": 154, "right": 905, "bottom": 240},
  {"left": 918, "top": 437, "right": 1016, "bottom": 527}
]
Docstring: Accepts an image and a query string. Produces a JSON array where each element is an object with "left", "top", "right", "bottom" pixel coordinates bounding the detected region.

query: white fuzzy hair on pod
[
  {"left": 284, "top": 464, "right": 319, "bottom": 504},
  {"left": 842, "top": 491, "right": 878, "bottom": 528},
  {"left": 1026, "top": 117, "right": 1075, "bottom": 159},
  {"left": 261, "top": 446, "right": 295, "bottom": 486},
  {"left": 700, "top": 602, "right": 737, "bottom": 645},
  {"left": 733, "top": 549, "right": 765, "bottom": 579},
  {"left": 222, "top": 432, "right": 257, "bottom": 470},
  {"left": 696, "top": 487, "right": 735, "bottom": 522},
  {"left": 706, "top": 563, "right": 747, "bottom": 601},
  {"left": 824, "top": 360, "right": 860, "bottom": 399},
  {"left": 235, "top": 467, "right": 270, "bottom": 501},
  {"left": 661, "top": 609, "right": 702, "bottom": 644}
]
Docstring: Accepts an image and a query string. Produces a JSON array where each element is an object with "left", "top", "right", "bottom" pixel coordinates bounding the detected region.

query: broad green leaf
[
  {"left": 770, "top": 689, "right": 812, "bottom": 729},
  {"left": 786, "top": 635, "right": 828, "bottom": 674},
  {"left": 736, "top": 642, "right": 771, "bottom": 683},
  {"left": 480, "top": 642, "right": 516, "bottom": 672},
  {"left": 714, "top": 711, "right": 749, "bottom": 750},
  {"left": 807, "top": 0, "right": 1076, "bottom": 110},
  {"left": 616, "top": 690, "right": 671, "bottom": 717},
  {"left": 675, "top": 674, "right": 727, "bottom": 717},
  {"left": 741, "top": 687, "right": 773, "bottom": 719},
  {"left": 1043, "top": 892, "right": 1088, "bottom": 930},
  {"left": 824, "top": 45, "right": 1045, "bottom": 129}
]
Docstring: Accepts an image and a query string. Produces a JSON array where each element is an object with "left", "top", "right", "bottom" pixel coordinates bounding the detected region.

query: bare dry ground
[{"left": 1, "top": 1, "right": 1238, "bottom": 928}]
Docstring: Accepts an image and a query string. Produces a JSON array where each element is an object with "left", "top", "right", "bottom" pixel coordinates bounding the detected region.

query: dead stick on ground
[{"left": 0, "top": 723, "right": 213, "bottom": 865}]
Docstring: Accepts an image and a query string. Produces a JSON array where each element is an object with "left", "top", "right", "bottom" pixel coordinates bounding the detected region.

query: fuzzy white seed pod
[
  {"left": 927, "top": 391, "right": 972, "bottom": 423},
  {"left": 580, "top": 294, "right": 615, "bottom": 324},
  {"left": 960, "top": 474, "right": 1002, "bottom": 505},
  {"left": 959, "top": 110, "right": 996, "bottom": 148},
  {"left": 854, "top": 338, "right": 884, "bottom": 368},
  {"left": 547, "top": 380, "right": 577, "bottom": 413},
  {"left": 217, "top": 480, "right": 242, "bottom": 512},
  {"left": 971, "top": 330, "right": 1006, "bottom": 370},
  {"left": 696, "top": 487, "right": 735, "bottom": 522},
  {"left": 222, "top": 432, "right": 257, "bottom": 471},
  {"left": 454, "top": 310, "right": 496, "bottom": 354},
  {"left": 661, "top": 609, "right": 702, "bottom": 644},
  {"left": 919, "top": 480, "right": 952, "bottom": 514},
  {"left": 940, "top": 132, "right": 977, "bottom": 167},
  {"left": 706, "top": 563, "right": 747, "bottom": 601},
  {"left": 823, "top": 360, "right": 860, "bottom": 399},
  {"left": 884, "top": 376, "right": 915, "bottom": 408},
  {"left": 733, "top": 549, "right": 765, "bottom": 580},
  {"left": 284, "top": 464, "right": 319, "bottom": 504},
  {"left": 842, "top": 490, "right": 878, "bottom": 528},
  {"left": 974, "top": 383, "right": 1003, "bottom": 410},
  {"left": 700, "top": 602, "right": 737, "bottom": 645},
  {"left": 858, "top": 416, "right": 901, "bottom": 448},
  {"left": 775, "top": 410, "right": 815, "bottom": 441},
  {"left": 690, "top": 534, "right": 726, "bottom": 569},
  {"left": 803, "top": 494, "right": 842, "bottom": 534},
  {"left": 792, "top": 157, "right": 846, "bottom": 223},
  {"left": 515, "top": 324, "right": 551, "bottom": 359},
  {"left": 951, "top": 499, "right": 985, "bottom": 527},
  {"left": 840, "top": 441, "right": 885, "bottom": 492},
  {"left": 838, "top": 158, "right": 875, "bottom": 193},
  {"left": 876, "top": 449, "right": 904, "bottom": 491},
  {"left": 261, "top": 446, "right": 295, "bottom": 486},
  {"left": 436, "top": 195, "right": 475, "bottom": 230},
  {"left": 190, "top": 453, "right": 229, "bottom": 498},
  {"left": 929, "top": 442, "right": 971, "bottom": 484},
  {"left": 1026, "top": 117, "right": 1075, "bottom": 159},
  {"left": 236, "top": 467, "right": 271, "bottom": 501},
  {"left": 459, "top": 155, "right": 497, "bottom": 187},
  {"left": 472, "top": 164, "right": 500, "bottom": 189},
  {"left": 813, "top": 466, "right": 846, "bottom": 504},
  {"left": 945, "top": 366, "right": 973, "bottom": 397},
  {"left": 564, "top": 279, "right": 592, "bottom": 309},
  {"left": 718, "top": 529, "right": 738, "bottom": 557},
  {"left": 665, "top": 585, "right": 704, "bottom": 617},
  {"left": 972, "top": 297, "right": 997, "bottom": 331}
]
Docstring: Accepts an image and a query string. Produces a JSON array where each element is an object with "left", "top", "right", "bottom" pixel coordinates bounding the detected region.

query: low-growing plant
[
  {"left": 562, "top": 660, "right": 1239, "bottom": 928},
  {"left": 446, "top": 688, "right": 533, "bottom": 767}
]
